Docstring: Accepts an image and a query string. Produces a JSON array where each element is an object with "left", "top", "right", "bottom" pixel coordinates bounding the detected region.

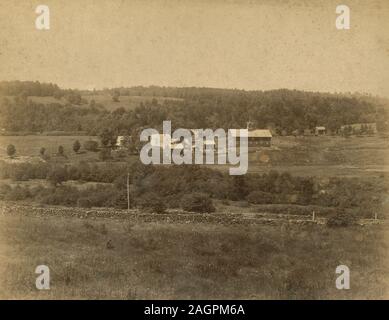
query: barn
[{"left": 231, "top": 129, "right": 272, "bottom": 147}]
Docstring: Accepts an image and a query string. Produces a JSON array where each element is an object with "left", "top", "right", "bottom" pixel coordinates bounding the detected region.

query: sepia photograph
[{"left": 0, "top": 0, "right": 388, "bottom": 305}]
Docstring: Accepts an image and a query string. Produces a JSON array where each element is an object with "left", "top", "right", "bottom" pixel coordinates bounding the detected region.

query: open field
[
  {"left": 82, "top": 94, "right": 184, "bottom": 111},
  {"left": 21, "top": 95, "right": 184, "bottom": 111},
  {"left": 246, "top": 164, "right": 389, "bottom": 178},
  {"left": 0, "top": 135, "right": 97, "bottom": 158},
  {"left": 1, "top": 135, "right": 389, "bottom": 178},
  {"left": 0, "top": 135, "right": 102, "bottom": 164},
  {"left": 0, "top": 204, "right": 387, "bottom": 299},
  {"left": 256, "top": 135, "right": 389, "bottom": 166}
]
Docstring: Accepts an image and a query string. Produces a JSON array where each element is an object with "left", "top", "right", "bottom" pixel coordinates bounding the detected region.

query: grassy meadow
[
  {"left": 0, "top": 135, "right": 98, "bottom": 159},
  {"left": 0, "top": 211, "right": 387, "bottom": 300},
  {"left": 1, "top": 135, "right": 388, "bottom": 178},
  {"left": 0, "top": 133, "right": 388, "bottom": 299}
]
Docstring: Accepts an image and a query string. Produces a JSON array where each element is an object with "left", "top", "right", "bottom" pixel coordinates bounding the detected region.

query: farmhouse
[
  {"left": 231, "top": 129, "right": 272, "bottom": 147},
  {"left": 315, "top": 126, "right": 326, "bottom": 135}
]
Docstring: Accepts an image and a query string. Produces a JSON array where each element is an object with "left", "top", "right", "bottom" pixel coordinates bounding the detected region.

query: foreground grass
[{"left": 0, "top": 212, "right": 387, "bottom": 299}]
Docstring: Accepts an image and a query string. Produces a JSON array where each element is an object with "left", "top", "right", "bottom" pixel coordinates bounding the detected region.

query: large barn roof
[{"left": 230, "top": 129, "right": 272, "bottom": 138}]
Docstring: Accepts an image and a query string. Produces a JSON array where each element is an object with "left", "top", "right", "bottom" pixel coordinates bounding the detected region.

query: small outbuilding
[
  {"left": 315, "top": 126, "right": 326, "bottom": 135},
  {"left": 115, "top": 135, "right": 131, "bottom": 148}
]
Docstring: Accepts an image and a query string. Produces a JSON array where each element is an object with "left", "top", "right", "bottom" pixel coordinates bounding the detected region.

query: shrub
[
  {"left": 139, "top": 193, "right": 167, "bottom": 214},
  {"left": 112, "top": 149, "right": 127, "bottom": 158},
  {"left": 0, "top": 184, "right": 31, "bottom": 201},
  {"left": 327, "top": 211, "right": 357, "bottom": 227},
  {"left": 6, "top": 144, "right": 16, "bottom": 157},
  {"left": 103, "top": 188, "right": 130, "bottom": 209},
  {"left": 163, "top": 194, "right": 182, "bottom": 208},
  {"left": 181, "top": 193, "right": 215, "bottom": 213},
  {"left": 47, "top": 166, "right": 67, "bottom": 186},
  {"left": 246, "top": 190, "right": 274, "bottom": 204},
  {"left": 84, "top": 140, "right": 99, "bottom": 152},
  {"left": 5, "top": 185, "right": 31, "bottom": 200},
  {"left": 0, "top": 162, "right": 49, "bottom": 180},
  {"left": 0, "top": 184, "right": 12, "bottom": 200},
  {"left": 73, "top": 140, "right": 81, "bottom": 153},
  {"left": 11, "top": 165, "right": 30, "bottom": 181},
  {"left": 58, "top": 145, "right": 65, "bottom": 156},
  {"left": 99, "top": 148, "right": 112, "bottom": 161},
  {"left": 112, "top": 90, "right": 120, "bottom": 102},
  {"left": 39, "top": 186, "right": 79, "bottom": 206},
  {"left": 77, "top": 197, "right": 92, "bottom": 208}
]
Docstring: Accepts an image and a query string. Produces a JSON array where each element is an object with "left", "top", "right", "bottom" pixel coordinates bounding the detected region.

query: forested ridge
[{"left": 0, "top": 80, "right": 388, "bottom": 135}]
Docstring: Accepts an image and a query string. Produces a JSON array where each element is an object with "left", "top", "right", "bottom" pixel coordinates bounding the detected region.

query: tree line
[{"left": 1, "top": 81, "right": 388, "bottom": 135}]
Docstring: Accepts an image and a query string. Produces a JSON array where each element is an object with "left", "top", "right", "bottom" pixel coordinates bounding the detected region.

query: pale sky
[{"left": 0, "top": 0, "right": 388, "bottom": 96}]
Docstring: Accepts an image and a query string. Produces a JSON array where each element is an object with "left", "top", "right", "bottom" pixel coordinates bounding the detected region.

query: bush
[
  {"left": 77, "top": 197, "right": 92, "bottom": 208},
  {"left": 181, "top": 193, "right": 215, "bottom": 213},
  {"left": 4, "top": 185, "right": 31, "bottom": 201},
  {"left": 58, "top": 145, "right": 65, "bottom": 156},
  {"left": 0, "top": 161, "right": 50, "bottom": 180},
  {"left": 6, "top": 144, "right": 16, "bottom": 157},
  {"left": 104, "top": 189, "right": 130, "bottom": 209},
  {"left": 73, "top": 140, "right": 81, "bottom": 153},
  {"left": 47, "top": 166, "right": 67, "bottom": 186},
  {"left": 99, "top": 148, "right": 112, "bottom": 161},
  {"left": 246, "top": 190, "right": 274, "bottom": 204},
  {"left": 112, "top": 149, "right": 127, "bottom": 158},
  {"left": 84, "top": 140, "right": 99, "bottom": 152},
  {"left": 327, "top": 211, "right": 357, "bottom": 227},
  {"left": 38, "top": 186, "right": 79, "bottom": 206},
  {"left": 138, "top": 193, "right": 167, "bottom": 214},
  {"left": 0, "top": 184, "right": 12, "bottom": 200}
]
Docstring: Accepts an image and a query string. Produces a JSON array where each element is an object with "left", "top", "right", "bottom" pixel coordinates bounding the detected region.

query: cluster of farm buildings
[{"left": 115, "top": 122, "right": 377, "bottom": 151}]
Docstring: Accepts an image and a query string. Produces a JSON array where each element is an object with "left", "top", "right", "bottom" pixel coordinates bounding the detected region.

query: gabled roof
[
  {"left": 315, "top": 126, "right": 326, "bottom": 130},
  {"left": 230, "top": 129, "right": 272, "bottom": 138}
]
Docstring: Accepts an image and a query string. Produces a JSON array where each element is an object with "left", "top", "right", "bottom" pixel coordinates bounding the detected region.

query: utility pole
[
  {"left": 127, "top": 172, "right": 130, "bottom": 211},
  {"left": 312, "top": 210, "right": 315, "bottom": 221}
]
